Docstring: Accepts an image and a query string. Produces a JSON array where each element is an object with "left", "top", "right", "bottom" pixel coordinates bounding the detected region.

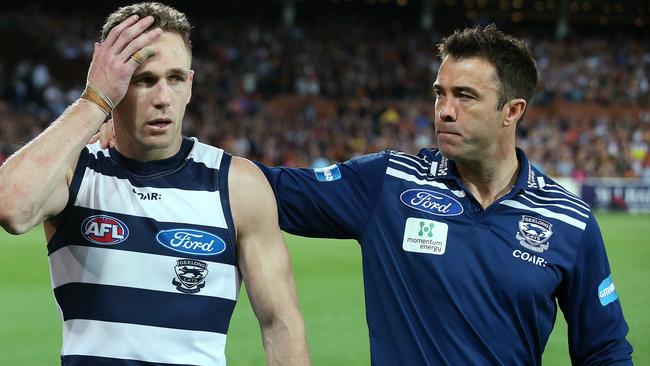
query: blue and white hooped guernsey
[
  {"left": 48, "top": 137, "right": 238, "bottom": 366},
  {"left": 259, "top": 147, "right": 633, "bottom": 365}
]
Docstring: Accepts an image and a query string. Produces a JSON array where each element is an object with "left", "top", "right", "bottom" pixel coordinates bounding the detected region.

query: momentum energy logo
[
  {"left": 81, "top": 215, "right": 129, "bottom": 245},
  {"left": 400, "top": 189, "right": 463, "bottom": 216},
  {"left": 402, "top": 218, "right": 448, "bottom": 255},
  {"left": 156, "top": 229, "right": 226, "bottom": 256}
]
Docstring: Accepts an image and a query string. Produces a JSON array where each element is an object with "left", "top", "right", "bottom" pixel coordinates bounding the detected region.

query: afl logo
[{"left": 81, "top": 215, "right": 129, "bottom": 245}]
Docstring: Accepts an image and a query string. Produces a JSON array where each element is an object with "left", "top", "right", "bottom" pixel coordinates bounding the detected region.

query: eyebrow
[
  {"left": 433, "top": 84, "right": 481, "bottom": 96},
  {"left": 132, "top": 68, "right": 190, "bottom": 79}
]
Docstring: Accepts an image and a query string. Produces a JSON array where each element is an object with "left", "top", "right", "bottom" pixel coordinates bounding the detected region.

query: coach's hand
[
  {"left": 86, "top": 15, "right": 161, "bottom": 107},
  {"left": 88, "top": 120, "right": 117, "bottom": 149}
]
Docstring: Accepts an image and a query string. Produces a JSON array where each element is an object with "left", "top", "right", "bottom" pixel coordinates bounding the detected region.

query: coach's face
[
  {"left": 113, "top": 31, "right": 193, "bottom": 161},
  {"left": 433, "top": 56, "right": 510, "bottom": 164}
]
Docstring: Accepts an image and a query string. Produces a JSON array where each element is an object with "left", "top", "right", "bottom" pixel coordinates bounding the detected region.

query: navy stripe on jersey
[
  {"left": 85, "top": 152, "right": 219, "bottom": 191},
  {"left": 47, "top": 207, "right": 236, "bottom": 265},
  {"left": 54, "top": 283, "right": 235, "bottom": 334},
  {"left": 216, "top": 153, "right": 238, "bottom": 252},
  {"left": 69, "top": 147, "right": 91, "bottom": 208},
  {"left": 62, "top": 355, "right": 195, "bottom": 366}
]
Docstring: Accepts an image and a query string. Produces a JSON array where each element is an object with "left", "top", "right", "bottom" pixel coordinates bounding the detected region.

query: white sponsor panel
[{"left": 402, "top": 218, "right": 448, "bottom": 255}]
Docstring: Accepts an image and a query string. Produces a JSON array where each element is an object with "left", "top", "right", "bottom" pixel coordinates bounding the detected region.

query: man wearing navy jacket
[
  {"left": 260, "top": 25, "right": 633, "bottom": 365},
  {"left": 94, "top": 24, "right": 633, "bottom": 365}
]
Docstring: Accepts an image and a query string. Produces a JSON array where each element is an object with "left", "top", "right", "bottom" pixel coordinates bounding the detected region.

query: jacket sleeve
[
  {"left": 558, "top": 214, "right": 633, "bottom": 365},
  {"left": 256, "top": 152, "right": 389, "bottom": 240}
]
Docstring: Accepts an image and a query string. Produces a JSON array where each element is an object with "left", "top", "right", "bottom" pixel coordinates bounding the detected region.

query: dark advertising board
[{"left": 581, "top": 179, "right": 650, "bottom": 213}]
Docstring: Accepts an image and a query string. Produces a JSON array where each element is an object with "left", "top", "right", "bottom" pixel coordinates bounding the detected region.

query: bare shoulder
[
  {"left": 228, "top": 156, "right": 278, "bottom": 234},
  {"left": 228, "top": 156, "right": 269, "bottom": 190}
]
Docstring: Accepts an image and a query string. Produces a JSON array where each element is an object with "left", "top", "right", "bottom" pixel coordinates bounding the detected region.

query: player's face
[
  {"left": 114, "top": 31, "right": 193, "bottom": 161},
  {"left": 433, "top": 56, "right": 507, "bottom": 164}
]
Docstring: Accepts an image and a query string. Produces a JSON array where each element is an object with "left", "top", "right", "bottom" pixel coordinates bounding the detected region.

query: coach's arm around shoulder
[
  {"left": 229, "top": 157, "right": 311, "bottom": 365},
  {"left": 0, "top": 16, "right": 159, "bottom": 235}
]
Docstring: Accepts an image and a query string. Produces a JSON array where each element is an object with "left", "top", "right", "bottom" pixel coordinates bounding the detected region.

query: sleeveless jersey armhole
[{"left": 217, "top": 152, "right": 238, "bottom": 265}]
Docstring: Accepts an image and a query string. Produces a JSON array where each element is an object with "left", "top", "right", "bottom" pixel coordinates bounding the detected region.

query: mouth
[
  {"left": 146, "top": 118, "right": 173, "bottom": 130},
  {"left": 436, "top": 129, "right": 461, "bottom": 136}
]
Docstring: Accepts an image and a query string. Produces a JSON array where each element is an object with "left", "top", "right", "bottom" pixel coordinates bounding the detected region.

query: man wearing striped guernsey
[
  {"left": 260, "top": 26, "right": 634, "bottom": 364},
  {"left": 0, "top": 3, "right": 309, "bottom": 365}
]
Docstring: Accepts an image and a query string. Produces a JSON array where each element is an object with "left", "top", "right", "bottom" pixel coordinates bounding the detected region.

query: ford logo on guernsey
[
  {"left": 81, "top": 215, "right": 129, "bottom": 245},
  {"left": 400, "top": 189, "right": 464, "bottom": 216},
  {"left": 156, "top": 229, "right": 226, "bottom": 256}
]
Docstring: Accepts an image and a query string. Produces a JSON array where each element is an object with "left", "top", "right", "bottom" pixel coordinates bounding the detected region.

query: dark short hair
[
  {"left": 101, "top": 2, "right": 192, "bottom": 52},
  {"left": 437, "top": 24, "right": 538, "bottom": 109}
]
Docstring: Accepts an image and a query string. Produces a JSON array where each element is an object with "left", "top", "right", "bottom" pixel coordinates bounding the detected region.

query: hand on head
[{"left": 85, "top": 15, "right": 161, "bottom": 109}]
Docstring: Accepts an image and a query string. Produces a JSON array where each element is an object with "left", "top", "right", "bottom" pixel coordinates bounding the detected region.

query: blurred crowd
[{"left": 1, "top": 11, "right": 649, "bottom": 179}]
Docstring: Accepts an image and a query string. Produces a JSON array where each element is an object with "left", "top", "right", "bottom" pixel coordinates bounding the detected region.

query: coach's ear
[{"left": 503, "top": 98, "right": 526, "bottom": 127}]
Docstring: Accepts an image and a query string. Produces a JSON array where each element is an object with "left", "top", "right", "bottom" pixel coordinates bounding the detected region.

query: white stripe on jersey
[
  {"left": 61, "top": 319, "right": 226, "bottom": 365},
  {"left": 523, "top": 190, "right": 591, "bottom": 213},
  {"left": 429, "top": 161, "right": 439, "bottom": 176},
  {"left": 49, "top": 245, "right": 240, "bottom": 300},
  {"left": 86, "top": 139, "right": 225, "bottom": 171},
  {"left": 389, "top": 154, "right": 429, "bottom": 170},
  {"left": 388, "top": 158, "right": 428, "bottom": 178},
  {"left": 541, "top": 183, "right": 586, "bottom": 203},
  {"left": 386, "top": 167, "right": 466, "bottom": 198},
  {"left": 189, "top": 139, "right": 224, "bottom": 170},
  {"left": 75, "top": 169, "right": 228, "bottom": 228},
  {"left": 86, "top": 142, "right": 110, "bottom": 158},
  {"left": 500, "top": 199, "right": 587, "bottom": 230},
  {"left": 520, "top": 194, "right": 589, "bottom": 218}
]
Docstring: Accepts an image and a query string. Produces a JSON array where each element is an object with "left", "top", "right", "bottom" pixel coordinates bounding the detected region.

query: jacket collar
[{"left": 419, "top": 147, "right": 546, "bottom": 191}]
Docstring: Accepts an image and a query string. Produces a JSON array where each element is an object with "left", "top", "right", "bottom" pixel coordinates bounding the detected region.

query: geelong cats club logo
[
  {"left": 516, "top": 215, "right": 553, "bottom": 253},
  {"left": 173, "top": 259, "right": 209, "bottom": 294}
]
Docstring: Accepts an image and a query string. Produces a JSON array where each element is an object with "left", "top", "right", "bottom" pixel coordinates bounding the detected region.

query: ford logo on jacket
[{"left": 400, "top": 189, "right": 464, "bottom": 216}]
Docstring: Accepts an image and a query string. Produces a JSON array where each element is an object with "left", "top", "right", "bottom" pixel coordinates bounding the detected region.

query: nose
[
  {"left": 152, "top": 80, "right": 172, "bottom": 109},
  {"left": 436, "top": 97, "right": 456, "bottom": 122}
]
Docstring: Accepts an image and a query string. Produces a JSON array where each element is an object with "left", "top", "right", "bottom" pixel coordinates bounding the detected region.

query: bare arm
[
  {"left": 229, "top": 157, "right": 310, "bottom": 366},
  {"left": 0, "top": 15, "right": 160, "bottom": 234}
]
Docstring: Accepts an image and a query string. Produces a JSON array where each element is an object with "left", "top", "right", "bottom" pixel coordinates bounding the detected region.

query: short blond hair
[{"left": 101, "top": 2, "right": 192, "bottom": 52}]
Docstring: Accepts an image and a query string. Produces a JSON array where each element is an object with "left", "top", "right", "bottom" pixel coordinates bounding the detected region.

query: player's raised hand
[{"left": 86, "top": 15, "right": 162, "bottom": 107}]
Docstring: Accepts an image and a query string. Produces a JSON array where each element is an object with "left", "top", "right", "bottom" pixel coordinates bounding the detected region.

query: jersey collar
[
  {"left": 421, "top": 147, "right": 546, "bottom": 191},
  {"left": 109, "top": 136, "right": 194, "bottom": 177}
]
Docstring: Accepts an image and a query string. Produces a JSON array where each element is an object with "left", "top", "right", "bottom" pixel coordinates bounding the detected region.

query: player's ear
[{"left": 186, "top": 69, "right": 194, "bottom": 104}]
